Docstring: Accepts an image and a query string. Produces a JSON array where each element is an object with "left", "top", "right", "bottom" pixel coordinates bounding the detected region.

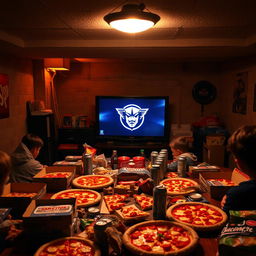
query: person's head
[
  {"left": 228, "top": 125, "right": 256, "bottom": 177},
  {"left": 0, "top": 151, "right": 11, "bottom": 195},
  {"left": 169, "top": 136, "right": 190, "bottom": 158},
  {"left": 22, "top": 133, "right": 44, "bottom": 158}
]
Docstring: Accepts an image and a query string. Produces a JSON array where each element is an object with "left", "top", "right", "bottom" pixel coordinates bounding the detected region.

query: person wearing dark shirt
[
  {"left": 10, "top": 134, "right": 44, "bottom": 183},
  {"left": 221, "top": 125, "right": 256, "bottom": 214}
]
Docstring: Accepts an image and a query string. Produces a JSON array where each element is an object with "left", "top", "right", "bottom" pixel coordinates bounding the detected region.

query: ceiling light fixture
[
  {"left": 44, "top": 58, "right": 70, "bottom": 71},
  {"left": 104, "top": 3, "right": 160, "bottom": 33}
]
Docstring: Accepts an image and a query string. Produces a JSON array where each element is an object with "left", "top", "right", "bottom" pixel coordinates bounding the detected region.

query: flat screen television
[{"left": 95, "top": 96, "right": 169, "bottom": 143}]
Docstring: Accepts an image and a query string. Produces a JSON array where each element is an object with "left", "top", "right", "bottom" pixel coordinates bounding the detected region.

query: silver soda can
[
  {"left": 150, "top": 164, "right": 161, "bottom": 186},
  {"left": 153, "top": 184, "right": 167, "bottom": 220},
  {"left": 87, "top": 207, "right": 100, "bottom": 219},
  {"left": 82, "top": 153, "right": 93, "bottom": 175},
  {"left": 177, "top": 156, "right": 187, "bottom": 177},
  {"left": 150, "top": 151, "right": 158, "bottom": 165}
]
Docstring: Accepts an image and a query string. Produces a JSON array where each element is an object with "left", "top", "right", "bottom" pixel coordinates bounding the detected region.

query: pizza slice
[
  {"left": 116, "top": 204, "right": 150, "bottom": 222},
  {"left": 103, "top": 194, "right": 129, "bottom": 213},
  {"left": 133, "top": 193, "right": 153, "bottom": 210}
]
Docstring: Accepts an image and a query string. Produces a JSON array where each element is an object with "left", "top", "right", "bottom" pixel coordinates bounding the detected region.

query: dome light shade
[{"left": 104, "top": 3, "right": 160, "bottom": 33}]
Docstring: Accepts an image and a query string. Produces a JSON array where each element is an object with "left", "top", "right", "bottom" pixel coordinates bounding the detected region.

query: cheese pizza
[
  {"left": 72, "top": 175, "right": 113, "bottom": 189},
  {"left": 51, "top": 189, "right": 101, "bottom": 207},
  {"left": 160, "top": 178, "right": 199, "bottom": 196},
  {"left": 123, "top": 220, "right": 198, "bottom": 255},
  {"left": 167, "top": 202, "right": 227, "bottom": 231},
  {"left": 133, "top": 194, "right": 153, "bottom": 210},
  {"left": 166, "top": 172, "right": 179, "bottom": 178},
  {"left": 41, "top": 172, "right": 71, "bottom": 178},
  {"left": 103, "top": 194, "right": 129, "bottom": 213},
  {"left": 34, "top": 237, "right": 100, "bottom": 256}
]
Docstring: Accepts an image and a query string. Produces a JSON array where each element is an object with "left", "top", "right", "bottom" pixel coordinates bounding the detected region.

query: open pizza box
[
  {"left": 188, "top": 165, "right": 221, "bottom": 178},
  {"left": 33, "top": 166, "right": 76, "bottom": 192},
  {"left": 199, "top": 168, "right": 249, "bottom": 200},
  {"left": 0, "top": 183, "right": 46, "bottom": 218},
  {"left": 23, "top": 198, "right": 76, "bottom": 238},
  {"left": 53, "top": 160, "right": 83, "bottom": 175}
]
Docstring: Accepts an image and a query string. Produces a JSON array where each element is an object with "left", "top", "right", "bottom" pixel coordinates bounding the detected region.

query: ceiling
[{"left": 1, "top": 0, "right": 256, "bottom": 62}]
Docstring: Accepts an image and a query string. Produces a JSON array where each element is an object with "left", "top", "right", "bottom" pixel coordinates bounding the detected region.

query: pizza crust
[
  {"left": 72, "top": 175, "right": 114, "bottom": 190},
  {"left": 160, "top": 178, "right": 199, "bottom": 196},
  {"left": 166, "top": 202, "right": 228, "bottom": 231},
  {"left": 34, "top": 237, "right": 101, "bottom": 256},
  {"left": 51, "top": 189, "right": 101, "bottom": 207},
  {"left": 123, "top": 220, "right": 198, "bottom": 256}
]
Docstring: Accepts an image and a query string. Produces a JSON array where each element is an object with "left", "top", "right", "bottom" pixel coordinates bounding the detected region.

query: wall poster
[
  {"left": 0, "top": 74, "right": 9, "bottom": 119},
  {"left": 232, "top": 72, "right": 248, "bottom": 114}
]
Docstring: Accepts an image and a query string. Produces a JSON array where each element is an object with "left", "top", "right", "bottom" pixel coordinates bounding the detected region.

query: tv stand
[{"left": 95, "top": 141, "right": 169, "bottom": 157}]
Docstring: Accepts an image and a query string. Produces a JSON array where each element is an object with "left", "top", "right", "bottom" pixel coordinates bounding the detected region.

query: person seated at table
[
  {"left": 10, "top": 133, "right": 44, "bottom": 183},
  {"left": 221, "top": 125, "right": 256, "bottom": 215},
  {"left": 0, "top": 151, "right": 22, "bottom": 251},
  {"left": 168, "top": 136, "right": 197, "bottom": 171}
]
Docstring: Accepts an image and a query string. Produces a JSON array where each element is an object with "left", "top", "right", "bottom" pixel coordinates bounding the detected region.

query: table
[{"left": 0, "top": 179, "right": 224, "bottom": 256}]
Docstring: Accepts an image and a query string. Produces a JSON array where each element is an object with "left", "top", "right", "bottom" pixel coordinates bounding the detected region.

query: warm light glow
[
  {"left": 110, "top": 18, "right": 154, "bottom": 33},
  {"left": 44, "top": 58, "right": 70, "bottom": 71}
]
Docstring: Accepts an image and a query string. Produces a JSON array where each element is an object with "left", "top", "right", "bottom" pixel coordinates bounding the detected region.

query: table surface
[{"left": 0, "top": 175, "right": 226, "bottom": 256}]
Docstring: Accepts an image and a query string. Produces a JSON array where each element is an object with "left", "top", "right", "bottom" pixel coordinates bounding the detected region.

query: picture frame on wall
[
  {"left": 232, "top": 71, "right": 248, "bottom": 115},
  {"left": 0, "top": 74, "right": 9, "bottom": 119}
]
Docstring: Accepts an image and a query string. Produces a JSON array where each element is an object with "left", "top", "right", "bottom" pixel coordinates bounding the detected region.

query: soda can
[
  {"left": 94, "top": 220, "right": 110, "bottom": 255},
  {"left": 82, "top": 153, "right": 93, "bottom": 175},
  {"left": 150, "top": 164, "right": 161, "bottom": 186},
  {"left": 87, "top": 207, "right": 100, "bottom": 219},
  {"left": 150, "top": 151, "right": 158, "bottom": 165},
  {"left": 177, "top": 156, "right": 187, "bottom": 177},
  {"left": 153, "top": 184, "right": 167, "bottom": 220}
]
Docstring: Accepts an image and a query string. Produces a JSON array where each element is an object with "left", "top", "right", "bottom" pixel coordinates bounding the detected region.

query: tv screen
[{"left": 96, "top": 96, "right": 169, "bottom": 142}]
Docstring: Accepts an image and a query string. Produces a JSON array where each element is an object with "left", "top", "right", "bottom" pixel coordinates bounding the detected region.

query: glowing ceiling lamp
[
  {"left": 44, "top": 58, "right": 70, "bottom": 71},
  {"left": 104, "top": 3, "right": 160, "bottom": 33}
]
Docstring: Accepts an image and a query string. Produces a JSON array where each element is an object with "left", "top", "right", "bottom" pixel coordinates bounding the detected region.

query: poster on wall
[
  {"left": 232, "top": 71, "right": 248, "bottom": 115},
  {"left": 253, "top": 84, "right": 256, "bottom": 112},
  {"left": 0, "top": 74, "right": 9, "bottom": 119}
]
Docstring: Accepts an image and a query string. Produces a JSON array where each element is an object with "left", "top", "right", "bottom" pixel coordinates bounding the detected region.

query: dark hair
[
  {"left": 0, "top": 151, "right": 11, "bottom": 187},
  {"left": 22, "top": 133, "right": 44, "bottom": 150},
  {"left": 228, "top": 125, "right": 256, "bottom": 171},
  {"left": 170, "top": 136, "right": 190, "bottom": 152}
]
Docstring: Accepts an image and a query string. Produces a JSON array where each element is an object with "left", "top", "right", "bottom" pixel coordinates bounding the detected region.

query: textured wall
[{"left": 0, "top": 57, "right": 34, "bottom": 154}]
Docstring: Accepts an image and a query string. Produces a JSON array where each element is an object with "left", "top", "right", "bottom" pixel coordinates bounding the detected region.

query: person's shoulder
[{"left": 227, "top": 180, "right": 256, "bottom": 195}]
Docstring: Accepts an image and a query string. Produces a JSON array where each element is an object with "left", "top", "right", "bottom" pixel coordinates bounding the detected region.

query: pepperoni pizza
[
  {"left": 133, "top": 194, "right": 153, "bottom": 210},
  {"left": 167, "top": 202, "right": 227, "bottom": 231},
  {"left": 103, "top": 194, "right": 129, "bottom": 213},
  {"left": 72, "top": 175, "right": 113, "bottom": 189},
  {"left": 4, "top": 192, "right": 37, "bottom": 198},
  {"left": 51, "top": 189, "right": 101, "bottom": 207},
  {"left": 160, "top": 178, "right": 199, "bottom": 196},
  {"left": 41, "top": 172, "right": 72, "bottom": 178},
  {"left": 34, "top": 237, "right": 100, "bottom": 256},
  {"left": 123, "top": 220, "right": 198, "bottom": 255}
]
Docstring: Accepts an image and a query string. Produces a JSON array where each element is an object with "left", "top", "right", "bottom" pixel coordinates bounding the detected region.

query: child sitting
[
  {"left": 168, "top": 136, "right": 197, "bottom": 172},
  {"left": 221, "top": 125, "right": 256, "bottom": 214}
]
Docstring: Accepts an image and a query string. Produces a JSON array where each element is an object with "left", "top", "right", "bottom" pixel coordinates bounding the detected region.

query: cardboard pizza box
[
  {"left": 33, "top": 166, "right": 76, "bottom": 192},
  {"left": 189, "top": 165, "right": 221, "bottom": 178},
  {"left": 23, "top": 198, "right": 76, "bottom": 238},
  {"left": 199, "top": 168, "right": 249, "bottom": 200},
  {"left": 53, "top": 160, "right": 83, "bottom": 175},
  {"left": 0, "top": 183, "right": 46, "bottom": 218}
]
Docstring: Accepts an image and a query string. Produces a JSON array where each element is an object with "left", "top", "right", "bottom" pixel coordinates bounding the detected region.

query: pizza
[
  {"left": 34, "top": 237, "right": 100, "bottom": 256},
  {"left": 207, "top": 179, "right": 235, "bottom": 186},
  {"left": 4, "top": 192, "right": 37, "bottom": 198},
  {"left": 116, "top": 204, "right": 150, "bottom": 222},
  {"left": 160, "top": 178, "right": 199, "bottom": 196},
  {"left": 41, "top": 172, "right": 71, "bottom": 178},
  {"left": 72, "top": 175, "right": 114, "bottom": 189},
  {"left": 133, "top": 194, "right": 153, "bottom": 210},
  {"left": 103, "top": 194, "right": 129, "bottom": 213},
  {"left": 166, "top": 202, "right": 227, "bottom": 231},
  {"left": 123, "top": 220, "right": 198, "bottom": 255},
  {"left": 166, "top": 172, "right": 178, "bottom": 178},
  {"left": 51, "top": 189, "right": 101, "bottom": 207}
]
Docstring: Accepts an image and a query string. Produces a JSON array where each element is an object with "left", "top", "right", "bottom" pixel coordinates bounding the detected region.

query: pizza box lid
[
  {"left": 189, "top": 165, "right": 220, "bottom": 178},
  {"left": 199, "top": 168, "right": 249, "bottom": 200},
  {"left": 53, "top": 160, "right": 83, "bottom": 175},
  {"left": 33, "top": 166, "right": 76, "bottom": 192},
  {"left": 0, "top": 183, "right": 46, "bottom": 218},
  {"left": 23, "top": 198, "right": 76, "bottom": 223}
]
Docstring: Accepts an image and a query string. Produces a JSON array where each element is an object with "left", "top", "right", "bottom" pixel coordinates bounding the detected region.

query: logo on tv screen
[{"left": 116, "top": 104, "right": 149, "bottom": 131}]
